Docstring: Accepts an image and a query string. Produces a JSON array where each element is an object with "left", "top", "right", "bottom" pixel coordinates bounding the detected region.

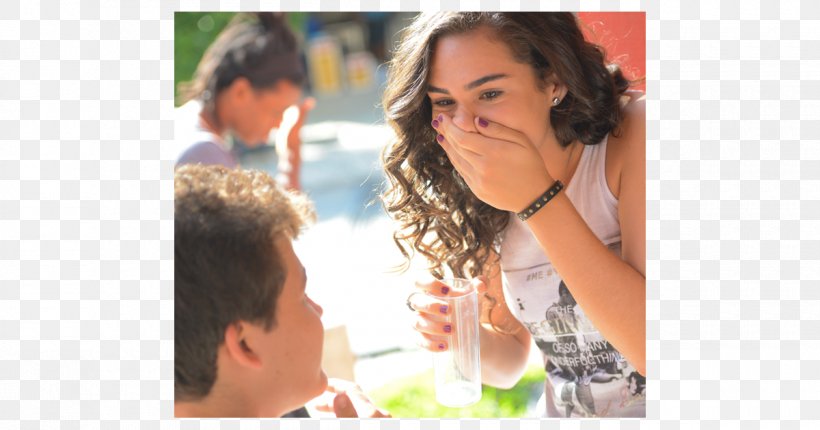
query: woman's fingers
[
  {"left": 413, "top": 314, "right": 453, "bottom": 336},
  {"left": 431, "top": 113, "right": 553, "bottom": 211},
  {"left": 409, "top": 278, "right": 453, "bottom": 315},
  {"left": 434, "top": 114, "right": 488, "bottom": 156},
  {"left": 414, "top": 278, "right": 455, "bottom": 297},
  {"left": 416, "top": 330, "right": 449, "bottom": 352},
  {"left": 408, "top": 284, "right": 452, "bottom": 351},
  {"left": 432, "top": 115, "right": 482, "bottom": 180},
  {"left": 407, "top": 291, "right": 451, "bottom": 316},
  {"left": 473, "top": 116, "right": 530, "bottom": 148},
  {"left": 435, "top": 132, "right": 476, "bottom": 185}
]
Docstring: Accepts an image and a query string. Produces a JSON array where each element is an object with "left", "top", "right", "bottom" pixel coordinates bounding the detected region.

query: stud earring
[{"left": 552, "top": 97, "right": 561, "bottom": 106}]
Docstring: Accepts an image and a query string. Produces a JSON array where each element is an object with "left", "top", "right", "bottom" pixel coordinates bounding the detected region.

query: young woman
[
  {"left": 175, "top": 12, "right": 313, "bottom": 190},
  {"left": 383, "top": 13, "right": 645, "bottom": 417}
]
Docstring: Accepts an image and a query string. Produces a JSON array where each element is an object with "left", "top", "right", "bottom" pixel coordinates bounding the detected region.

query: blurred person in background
[
  {"left": 174, "top": 165, "right": 389, "bottom": 418},
  {"left": 383, "top": 12, "right": 645, "bottom": 417},
  {"left": 176, "top": 12, "right": 313, "bottom": 191}
]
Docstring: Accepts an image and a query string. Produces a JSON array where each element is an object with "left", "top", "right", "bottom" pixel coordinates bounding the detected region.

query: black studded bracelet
[{"left": 516, "top": 180, "right": 564, "bottom": 222}]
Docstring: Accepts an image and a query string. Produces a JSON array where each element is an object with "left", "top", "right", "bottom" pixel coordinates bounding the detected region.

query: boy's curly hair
[{"left": 174, "top": 164, "right": 315, "bottom": 401}]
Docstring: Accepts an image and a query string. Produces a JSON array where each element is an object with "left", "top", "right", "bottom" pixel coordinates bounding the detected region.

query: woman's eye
[
  {"left": 480, "top": 90, "right": 502, "bottom": 100},
  {"left": 432, "top": 99, "right": 454, "bottom": 107}
]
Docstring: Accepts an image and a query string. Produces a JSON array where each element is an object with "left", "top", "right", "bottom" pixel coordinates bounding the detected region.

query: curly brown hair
[
  {"left": 174, "top": 164, "right": 314, "bottom": 401},
  {"left": 381, "top": 12, "right": 631, "bottom": 279}
]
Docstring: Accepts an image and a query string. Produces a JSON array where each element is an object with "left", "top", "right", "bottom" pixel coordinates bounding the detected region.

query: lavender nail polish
[
  {"left": 441, "top": 286, "right": 450, "bottom": 295},
  {"left": 444, "top": 325, "right": 452, "bottom": 333},
  {"left": 440, "top": 304, "right": 448, "bottom": 314},
  {"left": 478, "top": 117, "right": 489, "bottom": 127},
  {"left": 436, "top": 134, "right": 444, "bottom": 142},
  {"left": 437, "top": 114, "right": 443, "bottom": 122},
  {"left": 438, "top": 343, "right": 446, "bottom": 350},
  {"left": 431, "top": 119, "right": 439, "bottom": 128}
]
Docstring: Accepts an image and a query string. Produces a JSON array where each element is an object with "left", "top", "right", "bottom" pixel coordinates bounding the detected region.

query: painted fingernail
[
  {"left": 436, "top": 134, "right": 444, "bottom": 143},
  {"left": 437, "top": 114, "right": 443, "bottom": 122},
  {"left": 431, "top": 119, "right": 439, "bottom": 128},
  {"left": 444, "top": 325, "right": 452, "bottom": 333},
  {"left": 478, "top": 117, "right": 489, "bottom": 127},
  {"left": 438, "top": 343, "right": 446, "bottom": 350},
  {"left": 441, "top": 286, "right": 450, "bottom": 295},
  {"left": 440, "top": 304, "right": 448, "bottom": 314}
]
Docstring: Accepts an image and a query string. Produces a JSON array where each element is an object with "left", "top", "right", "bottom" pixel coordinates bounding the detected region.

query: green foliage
[
  {"left": 174, "top": 12, "right": 308, "bottom": 106},
  {"left": 174, "top": 12, "right": 236, "bottom": 106},
  {"left": 368, "top": 365, "right": 545, "bottom": 418}
]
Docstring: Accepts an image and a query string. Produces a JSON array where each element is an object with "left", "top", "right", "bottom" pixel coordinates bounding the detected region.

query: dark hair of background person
[
  {"left": 174, "top": 164, "right": 314, "bottom": 401},
  {"left": 177, "top": 12, "right": 305, "bottom": 127},
  {"left": 381, "top": 12, "right": 632, "bottom": 283}
]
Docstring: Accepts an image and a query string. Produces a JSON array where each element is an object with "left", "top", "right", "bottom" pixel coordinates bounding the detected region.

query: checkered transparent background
[{"left": 1, "top": 0, "right": 819, "bottom": 428}]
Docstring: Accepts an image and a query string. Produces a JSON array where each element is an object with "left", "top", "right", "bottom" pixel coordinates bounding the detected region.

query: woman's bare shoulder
[
  {"left": 605, "top": 91, "right": 645, "bottom": 197},
  {"left": 609, "top": 91, "right": 646, "bottom": 163},
  {"left": 618, "top": 90, "right": 646, "bottom": 137}
]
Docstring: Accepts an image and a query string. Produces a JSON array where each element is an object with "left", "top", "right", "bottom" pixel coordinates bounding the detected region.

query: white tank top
[{"left": 499, "top": 135, "right": 646, "bottom": 417}]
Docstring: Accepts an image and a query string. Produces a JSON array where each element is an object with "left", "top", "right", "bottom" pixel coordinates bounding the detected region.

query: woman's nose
[{"left": 452, "top": 106, "right": 477, "bottom": 133}]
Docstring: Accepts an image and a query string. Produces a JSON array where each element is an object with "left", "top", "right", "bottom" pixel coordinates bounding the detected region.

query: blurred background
[{"left": 174, "top": 11, "right": 645, "bottom": 418}]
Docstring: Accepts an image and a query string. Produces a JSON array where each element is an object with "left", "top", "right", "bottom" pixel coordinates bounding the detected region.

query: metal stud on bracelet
[{"left": 517, "top": 180, "right": 564, "bottom": 221}]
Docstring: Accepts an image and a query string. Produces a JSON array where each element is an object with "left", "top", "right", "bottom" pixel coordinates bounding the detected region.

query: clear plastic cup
[{"left": 431, "top": 278, "right": 481, "bottom": 407}]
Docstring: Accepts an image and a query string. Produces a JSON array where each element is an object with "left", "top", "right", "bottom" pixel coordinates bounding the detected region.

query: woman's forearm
[
  {"left": 478, "top": 323, "right": 531, "bottom": 389},
  {"left": 526, "top": 194, "right": 646, "bottom": 376}
]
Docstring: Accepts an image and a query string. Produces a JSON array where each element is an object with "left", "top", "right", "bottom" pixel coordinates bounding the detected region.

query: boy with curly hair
[{"left": 174, "top": 165, "right": 388, "bottom": 418}]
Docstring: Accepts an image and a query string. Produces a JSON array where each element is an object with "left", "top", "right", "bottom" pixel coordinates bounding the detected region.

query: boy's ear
[{"left": 223, "top": 322, "right": 263, "bottom": 370}]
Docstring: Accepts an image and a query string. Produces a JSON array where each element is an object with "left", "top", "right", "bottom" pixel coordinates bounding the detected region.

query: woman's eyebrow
[
  {"left": 465, "top": 73, "right": 508, "bottom": 90},
  {"left": 428, "top": 73, "right": 509, "bottom": 94}
]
